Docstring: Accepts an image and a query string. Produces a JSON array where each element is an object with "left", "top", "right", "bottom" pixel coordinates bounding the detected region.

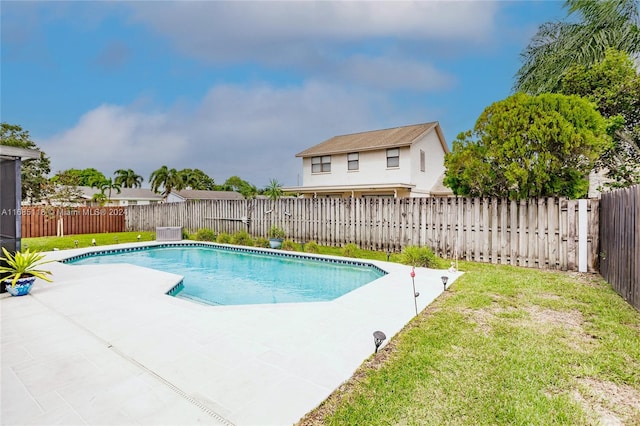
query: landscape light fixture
[
  {"left": 137, "top": 234, "right": 141, "bottom": 242},
  {"left": 441, "top": 276, "right": 449, "bottom": 291},
  {"left": 91, "top": 238, "right": 96, "bottom": 246},
  {"left": 74, "top": 240, "right": 79, "bottom": 248},
  {"left": 411, "top": 267, "right": 419, "bottom": 316},
  {"left": 373, "top": 330, "right": 386, "bottom": 353},
  {"left": 114, "top": 236, "right": 118, "bottom": 243},
  {"left": 386, "top": 249, "right": 391, "bottom": 261}
]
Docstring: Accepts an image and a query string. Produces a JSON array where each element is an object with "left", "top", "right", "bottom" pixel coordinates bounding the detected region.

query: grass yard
[
  {"left": 299, "top": 263, "right": 640, "bottom": 426},
  {"left": 20, "top": 232, "right": 640, "bottom": 424},
  {"left": 22, "top": 231, "right": 156, "bottom": 251}
]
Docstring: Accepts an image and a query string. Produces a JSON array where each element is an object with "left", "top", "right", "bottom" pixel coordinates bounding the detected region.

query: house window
[
  {"left": 420, "top": 150, "right": 425, "bottom": 172},
  {"left": 348, "top": 153, "right": 359, "bottom": 171},
  {"left": 312, "top": 155, "right": 331, "bottom": 173},
  {"left": 129, "top": 200, "right": 137, "bottom": 205},
  {"left": 387, "top": 148, "right": 400, "bottom": 168}
]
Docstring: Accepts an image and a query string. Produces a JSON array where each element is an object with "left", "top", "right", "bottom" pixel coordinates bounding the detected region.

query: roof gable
[{"left": 296, "top": 122, "right": 447, "bottom": 157}]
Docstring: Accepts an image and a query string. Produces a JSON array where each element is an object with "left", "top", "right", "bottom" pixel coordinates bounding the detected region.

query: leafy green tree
[
  {"left": 443, "top": 93, "right": 611, "bottom": 199},
  {"left": 149, "top": 166, "right": 184, "bottom": 197},
  {"left": 515, "top": 0, "right": 640, "bottom": 94},
  {"left": 0, "top": 123, "right": 51, "bottom": 203},
  {"left": 559, "top": 49, "right": 640, "bottom": 188},
  {"left": 113, "top": 169, "right": 143, "bottom": 188},
  {"left": 220, "top": 176, "right": 257, "bottom": 199},
  {"left": 45, "top": 171, "right": 85, "bottom": 237},
  {"left": 263, "top": 178, "right": 283, "bottom": 200},
  {"left": 98, "top": 178, "right": 122, "bottom": 202},
  {"left": 53, "top": 168, "right": 107, "bottom": 188},
  {"left": 178, "top": 168, "right": 216, "bottom": 190}
]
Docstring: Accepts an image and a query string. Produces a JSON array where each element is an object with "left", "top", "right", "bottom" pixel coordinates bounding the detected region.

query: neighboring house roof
[
  {"left": 171, "top": 190, "right": 245, "bottom": 200},
  {"left": 429, "top": 173, "right": 455, "bottom": 197},
  {"left": 77, "top": 186, "right": 163, "bottom": 201},
  {"left": 296, "top": 122, "right": 447, "bottom": 157}
]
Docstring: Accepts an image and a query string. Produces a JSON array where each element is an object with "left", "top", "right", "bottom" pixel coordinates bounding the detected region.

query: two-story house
[{"left": 285, "top": 122, "right": 451, "bottom": 198}]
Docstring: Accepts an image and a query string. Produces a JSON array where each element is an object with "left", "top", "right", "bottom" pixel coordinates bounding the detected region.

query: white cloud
[
  {"left": 122, "top": 1, "right": 496, "bottom": 91},
  {"left": 335, "top": 55, "right": 455, "bottom": 91},
  {"left": 41, "top": 81, "right": 435, "bottom": 187}
]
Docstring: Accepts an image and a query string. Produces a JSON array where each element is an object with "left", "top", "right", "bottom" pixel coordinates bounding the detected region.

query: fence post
[{"left": 578, "top": 199, "right": 587, "bottom": 273}]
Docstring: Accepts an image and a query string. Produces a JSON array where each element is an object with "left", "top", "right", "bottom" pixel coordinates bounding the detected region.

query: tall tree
[
  {"left": 515, "top": 0, "right": 640, "bottom": 94},
  {"left": 113, "top": 169, "right": 143, "bottom": 188},
  {"left": 221, "top": 176, "right": 257, "bottom": 199},
  {"left": 559, "top": 48, "right": 640, "bottom": 188},
  {"left": 444, "top": 93, "right": 611, "bottom": 199},
  {"left": 263, "top": 178, "right": 283, "bottom": 200},
  {"left": 178, "top": 168, "right": 216, "bottom": 190},
  {"left": 52, "top": 168, "right": 107, "bottom": 188},
  {"left": 45, "top": 171, "right": 85, "bottom": 236},
  {"left": 99, "top": 178, "right": 122, "bottom": 202},
  {"left": 0, "top": 123, "right": 51, "bottom": 203},
  {"left": 149, "top": 166, "right": 184, "bottom": 197}
]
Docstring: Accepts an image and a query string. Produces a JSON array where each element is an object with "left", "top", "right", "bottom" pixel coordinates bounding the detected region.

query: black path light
[
  {"left": 373, "top": 330, "right": 386, "bottom": 353},
  {"left": 441, "top": 275, "right": 449, "bottom": 291},
  {"left": 74, "top": 240, "right": 78, "bottom": 248},
  {"left": 411, "top": 267, "right": 419, "bottom": 316}
]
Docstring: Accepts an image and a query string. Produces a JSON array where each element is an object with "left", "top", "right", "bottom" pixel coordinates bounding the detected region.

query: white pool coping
[{"left": 1, "top": 241, "right": 463, "bottom": 425}]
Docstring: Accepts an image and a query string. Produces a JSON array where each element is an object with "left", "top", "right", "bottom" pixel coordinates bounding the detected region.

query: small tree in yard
[{"left": 444, "top": 92, "right": 611, "bottom": 200}]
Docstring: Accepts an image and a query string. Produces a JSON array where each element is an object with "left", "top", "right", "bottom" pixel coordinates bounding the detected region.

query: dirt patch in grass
[
  {"left": 462, "top": 303, "right": 597, "bottom": 352},
  {"left": 568, "top": 272, "right": 607, "bottom": 288},
  {"left": 461, "top": 307, "right": 496, "bottom": 336},
  {"left": 573, "top": 377, "right": 640, "bottom": 425}
]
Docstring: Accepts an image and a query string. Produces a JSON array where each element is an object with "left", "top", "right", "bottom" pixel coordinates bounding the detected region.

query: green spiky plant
[{"left": 0, "top": 247, "right": 54, "bottom": 287}]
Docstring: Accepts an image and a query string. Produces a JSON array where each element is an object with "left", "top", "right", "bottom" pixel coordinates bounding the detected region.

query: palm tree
[
  {"left": 114, "top": 169, "right": 143, "bottom": 188},
  {"left": 149, "top": 166, "right": 184, "bottom": 197},
  {"left": 263, "top": 178, "right": 283, "bottom": 200},
  {"left": 515, "top": 0, "right": 640, "bottom": 94},
  {"left": 99, "top": 178, "right": 122, "bottom": 202}
]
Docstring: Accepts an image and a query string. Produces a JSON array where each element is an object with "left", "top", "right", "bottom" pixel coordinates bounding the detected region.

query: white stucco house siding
[{"left": 286, "top": 122, "right": 452, "bottom": 198}]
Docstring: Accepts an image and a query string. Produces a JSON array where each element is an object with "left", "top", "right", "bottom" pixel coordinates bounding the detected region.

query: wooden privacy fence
[
  {"left": 126, "top": 197, "right": 599, "bottom": 272},
  {"left": 599, "top": 185, "right": 639, "bottom": 311},
  {"left": 21, "top": 206, "right": 126, "bottom": 238}
]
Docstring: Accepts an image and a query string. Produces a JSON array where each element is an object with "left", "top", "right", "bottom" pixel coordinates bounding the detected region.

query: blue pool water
[{"left": 67, "top": 245, "right": 385, "bottom": 306}]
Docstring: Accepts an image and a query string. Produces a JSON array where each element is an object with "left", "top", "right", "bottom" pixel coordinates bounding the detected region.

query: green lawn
[
  {"left": 21, "top": 232, "right": 640, "bottom": 424},
  {"left": 22, "top": 231, "right": 156, "bottom": 251},
  {"left": 299, "top": 263, "right": 640, "bottom": 425}
]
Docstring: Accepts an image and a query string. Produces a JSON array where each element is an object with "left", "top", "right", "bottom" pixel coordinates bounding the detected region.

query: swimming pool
[{"left": 65, "top": 244, "right": 386, "bottom": 306}]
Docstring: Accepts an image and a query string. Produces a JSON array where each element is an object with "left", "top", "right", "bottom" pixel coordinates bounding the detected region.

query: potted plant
[
  {"left": 0, "top": 247, "right": 54, "bottom": 296},
  {"left": 268, "top": 225, "right": 286, "bottom": 249}
]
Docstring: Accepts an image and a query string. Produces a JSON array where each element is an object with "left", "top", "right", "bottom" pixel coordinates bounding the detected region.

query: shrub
[
  {"left": 268, "top": 225, "right": 286, "bottom": 239},
  {"left": 182, "top": 229, "right": 191, "bottom": 240},
  {"left": 254, "top": 237, "right": 270, "bottom": 248},
  {"left": 195, "top": 228, "right": 216, "bottom": 241},
  {"left": 342, "top": 243, "right": 359, "bottom": 258},
  {"left": 281, "top": 240, "right": 297, "bottom": 251},
  {"left": 232, "top": 230, "right": 254, "bottom": 246},
  {"left": 400, "top": 245, "right": 436, "bottom": 268},
  {"left": 216, "top": 233, "right": 232, "bottom": 244},
  {"left": 304, "top": 240, "right": 320, "bottom": 253}
]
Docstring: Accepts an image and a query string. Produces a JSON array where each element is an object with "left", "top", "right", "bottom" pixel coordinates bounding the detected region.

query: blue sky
[{"left": 1, "top": 1, "right": 567, "bottom": 188}]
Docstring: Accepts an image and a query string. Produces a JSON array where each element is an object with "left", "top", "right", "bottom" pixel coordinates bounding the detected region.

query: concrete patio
[{"left": 1, "top": 243, "right": 462, "bottom": 425}]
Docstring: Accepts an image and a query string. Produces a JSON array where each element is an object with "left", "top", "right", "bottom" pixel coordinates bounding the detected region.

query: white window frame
[
  {"left": 347, "top": 152, "right": 359, "bottom": 171},
  {"left": 387, "top": 148, "right": 400, "bottom": 168},
  {"left": 312, "top": 155, "right": 331, "bottom": 173}
]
